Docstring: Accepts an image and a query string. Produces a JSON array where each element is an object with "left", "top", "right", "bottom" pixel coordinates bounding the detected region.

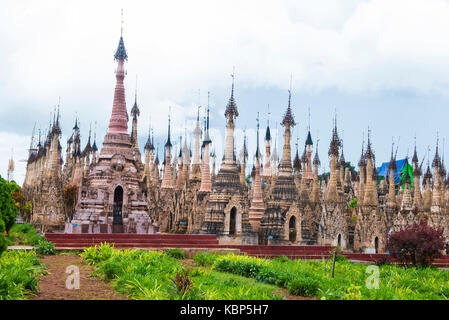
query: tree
[
  {"left": 9, "top": 181, "right": 32, "bottom": 222},
  {"left": 0, "top": 176, "right": 18, "bottom": 255},
  {"left": 387, "top": 219, "right": 446, "bottom": 267}
]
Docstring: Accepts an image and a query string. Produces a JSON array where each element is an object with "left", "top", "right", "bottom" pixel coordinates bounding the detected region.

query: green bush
[
  {"left": 35, "top": 239, "right": 56, "bottom": 255},
  {"left": 0, "top": 176, "right": 18, "bottom": 256},
  {"left": 165, "top": 249, "right": 185, "bottom": 260},
  {"left": 335, "top": 255, "right": 349, "bottom": 262},
  {"left": 193, "top": 252, "right": 218, "bottom": 266},
  {"left": 0, "top": 233, "right": 7, "bottom": 257},
  {"left": 215, "top": 259, "right": 262, "bottom": 278},
  {"left": 348, "top": 198, "right": 358, "bottom": 209},
  {"left": 98, "top": 260, "right": 122, "bottom": 280},
  {"left": 256, "top": 266, "right": 278, "bottom": 284},
  {"left": 273, "top": 256, "right": 290, "bottom": 263},
  {"left": 0, "top": 250, "right": 46, "bottom": 299},
  {"left": 82, "top": 243, "right": 116, "bottom": 265},
  {"left": 287, "top": 276, "right": 320, "bottom": 297},
  {"left": 7, "top": 224, "right": 44, "bottom": 246}
]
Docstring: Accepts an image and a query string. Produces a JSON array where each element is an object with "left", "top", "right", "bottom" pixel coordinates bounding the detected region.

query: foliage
[
  {"left": 374, "top": 257, "right": 391, "bottom": 267},
  {"left": 35, "top": 239, "right": 56, "bottom": 255},
  {"left": 214, "top": 256, "right": 266, "bottom": 278},
  {"left": 63, "top": 185, "right": 78, "bottom": 219},
  {"left": 165, "top": 248, "right": 185, "bottom": 260},
  {"left": 287, "top": 276, "right": 319, "bottom": 296},
  {"left": 348, "top": 198, "right": 358, "bottom": 209},
  {"left": 0, "top": 228, "right": 6, "bottom": 257},
  {"left": 387, "top": 220, "right": 446, "bottom": 267},
  {"left": 7, "top": 223, "right": 44, "bottom": 246},
  {"left": 192, "top": 252, "right": 449, "bottom": 300},
  {"left": 342, "top": 284, "right": 362, "bottom": 300},
  {"left": 168, "top": 268, "right": 201, "bottom": 299},
  {"left": 6, "top": 223, "right": 55, "bottom": 255},
  {"left": 273, "top": 256, "right": 290, "bottom": 263},
  {"left": 335, "top": 254, "right": 349, "bottom": 262},
  {"left": 0, "top": 176, "right": 18, "bottom": 256},
  {"left": 9, "top": 181, "right": 32, "bottom": 223},
  {"left": 82, "top": 243, "right": 116, "bottom": 265},
  {"left": 81, "top": 244, "right": 282, "bottom": 300},
  {"left": 193, "top": 252, "right": 218, "bottom": 266},
  {"left": 0, "top": 250, "right": 46, "bottom": 299}
]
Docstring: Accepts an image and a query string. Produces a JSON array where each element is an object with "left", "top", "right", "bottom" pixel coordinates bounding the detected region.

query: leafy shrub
[
  {"left": 9, "top": 181, "right": 32, "bottom": 223},
  {"left": 215, "top": 259, "right": 262, "bottom": 278},
  {"left": 256, "top": 266, "right": 278, "bottom": 284},
  {"left": 335, "top": 255, "right": 349, "bottom": 262},
  {"left": 98, "top": 260, "right": 122, "bottom": 280},
  {"left": 275, "top": 272, "right": 292, "bottom": 288},
  {"left": 387, "top": 220, "right": 446, "bottom": 267},
  {"left": 348, "top": 198, "right": 358, "bottom": 209},
  {"left": 287, "top": 276, "right": 319, "bottom": 297},
  {"left": 170, "top": 268, "right": 193, "bottom": 296},
  {"left": 165, "top": 249, "right": 185, "bottom": 260},
  {"left": 35, "top": 239, "right": 56, "bottom": 255},
  {"left": 194, "top": 252, "right": 218, "bottom": 266},
  {"left": 0, "top": 176, "right": 18, "bottom": 256},
  {"left": 81, "top": 243, "right": 115, "bottom": 265},
  {"left": 223, "top": 278, "right": 239, "bottom": 287},
  {"left": 0, "top": 178, "right": 18, "bottom": 231},
  {"left": 342, "top": 284, "right": 362, "bottom": 300},
  {"left": 374, "top": 257, "right": 391, "bottom": 267},
  {"left": 0, "top": 250, "right": 46, "bottom": 299},
  {"left": 7, "top": 224, "right": 44, "bottom": 246},
  {"left": 273, "top": 256, "right": 290, "bottom": 263},
  {"left": 0, "top": 231, "right": 7, "bottom": 258}
]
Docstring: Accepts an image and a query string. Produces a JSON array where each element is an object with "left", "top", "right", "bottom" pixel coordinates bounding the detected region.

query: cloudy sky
[{"left": 1, "top": 0, "right": 449, "bottom": 184}]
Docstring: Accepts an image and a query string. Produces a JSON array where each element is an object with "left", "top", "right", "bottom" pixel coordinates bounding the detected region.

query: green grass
[
  {"left": 193, "top": 252, "right": 449, "bottom": 300},
  {"left": 6, "top": 223, "right": 56, "bottom": 255},
  {"left": 0, "top": 250, "right": 46, "bottom": 300},
  {"left": 7, "top": 224, "right": 44, "bottom": 246},
  {"left": 164, "top": 248, "right": 185, "bottom": 260},
  {"left": 80, "top": 243, "right": 283, "bottom": 300}
]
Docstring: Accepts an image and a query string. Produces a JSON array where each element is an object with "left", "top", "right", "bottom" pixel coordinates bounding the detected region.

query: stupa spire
[
  {"left": 199, "top": 93, "right": 212, "bottom": 193},
  {"left": 255, "top": 113, "right": 260, "bottom": 159},
  {"left": 108, "top": 13, "right": 129, "bottom": 135},
  {"left": 222, "top": 71, "right": 238, "bottom": 167},
  {"left": 161, "top": 109, "right": 174, "bottom": 189},
  {"left": 279, "top": 89, "right": 296, "bottom": 176},
  {"left": 248, "top": 112, "right": 265, "bottom": 231},
  {"left": 263, "top": 106, "right": 272, "bottom": 178}
]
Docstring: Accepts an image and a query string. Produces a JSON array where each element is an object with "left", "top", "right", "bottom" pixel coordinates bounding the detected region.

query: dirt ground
[{"left": 32, "top": 255, "right": 127, "bottom": 300}]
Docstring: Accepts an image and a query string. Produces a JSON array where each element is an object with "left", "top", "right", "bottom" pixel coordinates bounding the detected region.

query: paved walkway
[{"left": 8, "top": 245, "right": 35, "bottom": 250}]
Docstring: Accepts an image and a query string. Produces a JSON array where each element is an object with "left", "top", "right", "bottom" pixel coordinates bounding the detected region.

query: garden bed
[
  {"left": 193, "top": 252, "right": 449, "bottom": 300},
  {"left": 0, "top": 250, "right": 46, "bottom": 300},
  {"left": 80, "top": 244, "right": 286, "bottom": 300}
]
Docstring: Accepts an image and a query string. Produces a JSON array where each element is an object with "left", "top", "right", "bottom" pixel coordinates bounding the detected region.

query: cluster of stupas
[{"left": 22, "top": 25, "right": 449, "bottom": 253}]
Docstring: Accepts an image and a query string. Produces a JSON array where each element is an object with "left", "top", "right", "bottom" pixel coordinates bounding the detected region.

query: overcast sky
[{"left": 2, "top": 0, "right": 449, "bottom": 184}]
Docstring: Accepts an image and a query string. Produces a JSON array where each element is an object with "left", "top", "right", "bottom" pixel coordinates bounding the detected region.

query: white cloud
[{"left": 2, "top": 0, "right": 449, "bottom": 183}]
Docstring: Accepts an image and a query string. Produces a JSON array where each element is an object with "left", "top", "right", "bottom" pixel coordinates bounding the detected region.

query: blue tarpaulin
[{"left": 377, "top": 158, "right": 411, "bottom": 184}]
